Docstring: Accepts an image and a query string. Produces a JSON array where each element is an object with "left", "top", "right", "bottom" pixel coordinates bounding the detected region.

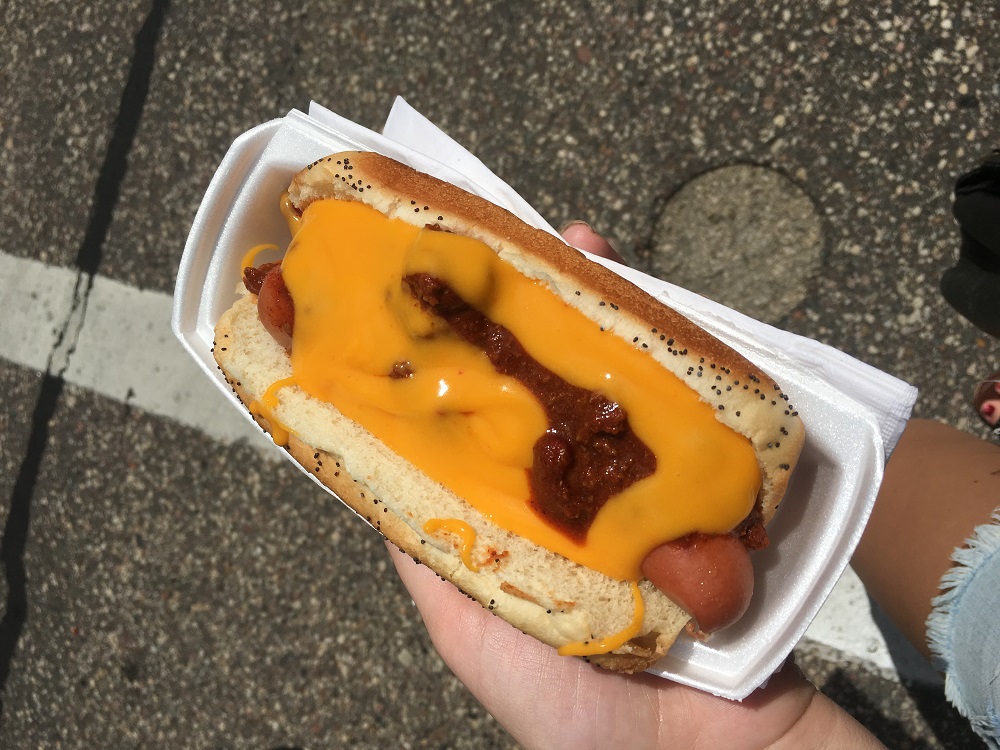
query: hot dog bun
[{"left": 213, "top": 151, "right": 805, "bottom": 672}]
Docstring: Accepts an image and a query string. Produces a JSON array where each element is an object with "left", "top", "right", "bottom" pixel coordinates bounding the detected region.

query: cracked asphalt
[{"left": 1, "top": 1, "right": 998, "bottom": 747}]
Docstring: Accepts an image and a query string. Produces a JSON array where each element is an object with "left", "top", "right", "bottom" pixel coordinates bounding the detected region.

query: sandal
[{"left": 941, "top": 149, "right": 1000, "bottom": 339}]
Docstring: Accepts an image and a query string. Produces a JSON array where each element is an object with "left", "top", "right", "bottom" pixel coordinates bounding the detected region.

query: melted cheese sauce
[
  {"left": 240, "top": 243, "right": 280, "bottom": 273},
  {"left": 558, "top": 582, "right": 645, "bottom": 656},
  {"left": 249, "top": 376, "right": 295, "bottom": 446},
  {"left": 423, "top": 518, "right": 480, "bottom": 572},
  {"left": 279, "top": 198, "right": 761, "bottom": 581}
]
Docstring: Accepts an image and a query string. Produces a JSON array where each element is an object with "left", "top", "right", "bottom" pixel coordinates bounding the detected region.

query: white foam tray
[{"left": 172, "top": 110, "right": 883, "bottom": 700}]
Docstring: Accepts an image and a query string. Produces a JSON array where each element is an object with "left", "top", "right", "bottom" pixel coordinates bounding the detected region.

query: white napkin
[{"left": 310, "top": 97, "right": 917, "bottom": 458}]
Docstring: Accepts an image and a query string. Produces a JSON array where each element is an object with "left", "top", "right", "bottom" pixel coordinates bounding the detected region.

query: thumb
[{"left": 561, "top": 221, "right": 625, "bottom": 264}]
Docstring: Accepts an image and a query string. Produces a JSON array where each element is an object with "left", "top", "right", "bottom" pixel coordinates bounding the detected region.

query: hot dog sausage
[
  {"left": 640, "top": 533, "right": 754, "bottom": 634},
  {"left": 245, "top": 263, "right": 294, "bottom": 351}
]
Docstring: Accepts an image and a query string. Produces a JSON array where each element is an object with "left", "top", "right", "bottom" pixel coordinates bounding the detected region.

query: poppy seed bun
[{"left": 213, "top": 151, "right": 805, "bottom": 672}]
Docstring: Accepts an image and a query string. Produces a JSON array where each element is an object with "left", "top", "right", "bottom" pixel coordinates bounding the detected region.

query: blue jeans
[{"left": 927, "top": 510, "right": 1000, "bottom": 748}]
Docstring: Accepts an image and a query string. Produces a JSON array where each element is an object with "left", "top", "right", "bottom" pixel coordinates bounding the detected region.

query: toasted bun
[{"left": 213, "top": 151, "right": 805, "bottom": 672}]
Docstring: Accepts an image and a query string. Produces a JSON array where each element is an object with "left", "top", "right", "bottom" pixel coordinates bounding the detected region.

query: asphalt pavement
[{"left": 2, "top": 1, "right": 998, "bottom": 747}]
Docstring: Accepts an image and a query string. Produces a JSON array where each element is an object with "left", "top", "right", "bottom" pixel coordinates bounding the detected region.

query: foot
[{"left": 973, "top": 374, "right": 1000, "bottom": 428}]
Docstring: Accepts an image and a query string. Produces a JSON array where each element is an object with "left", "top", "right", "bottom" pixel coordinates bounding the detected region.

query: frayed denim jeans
[{"left": 927, "top": 510, "right": 1000, "bottom": 747}]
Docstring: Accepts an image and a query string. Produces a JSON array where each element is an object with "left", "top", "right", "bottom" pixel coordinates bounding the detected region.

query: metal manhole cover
[{"left": 644, "top": 165, "right": 823, "bottom": 324}]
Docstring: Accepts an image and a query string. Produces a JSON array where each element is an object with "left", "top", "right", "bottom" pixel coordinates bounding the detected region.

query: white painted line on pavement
[
  {"left": 2, "top": 253, "right": 77, "bottom": 372},
  {"left": 0, "top": 249, "right": 931, "bottom": 683},
  {"left": 804, "top": 566, "right": 941, "bottom": 684},
  {"left": 0, "top": 251, "right": 268, "bottom": 449},
  {"left": 67, "top": 273, "right": 270, "bottom": 449}
]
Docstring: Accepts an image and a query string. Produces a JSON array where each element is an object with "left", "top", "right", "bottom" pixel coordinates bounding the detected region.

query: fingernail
[
  {"left": 559, "top": 220, "right": 591, "bottom": 234},
  {"left": 982, "top": 403, "right": 995, "bottom": 417}
]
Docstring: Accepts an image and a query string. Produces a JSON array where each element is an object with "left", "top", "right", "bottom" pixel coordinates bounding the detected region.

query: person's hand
[
  {"left": 388, "top": 544, "right": 878, "bottom": 749},
  {"left": 387, "top": 220, "right": 884, "bottom": 749},
  {"left": 560, "top": 220, "right": 625, "bottom": 264}
]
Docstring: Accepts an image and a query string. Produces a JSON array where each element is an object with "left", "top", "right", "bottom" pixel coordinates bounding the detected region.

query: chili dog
[{"left": 213, "top": 151, "right": 805, "bottom": 672}]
